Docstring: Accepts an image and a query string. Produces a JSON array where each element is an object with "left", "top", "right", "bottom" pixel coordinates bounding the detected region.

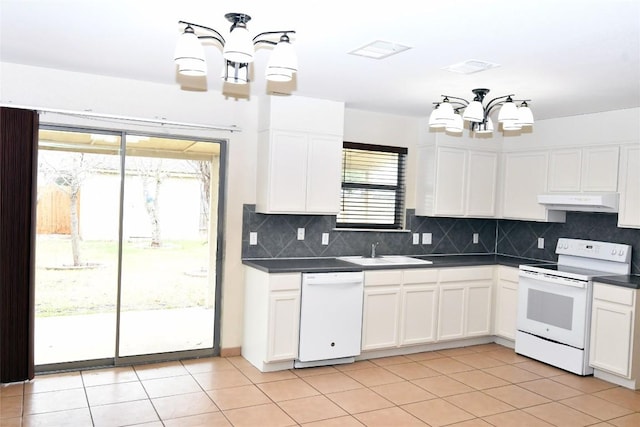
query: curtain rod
[{"left": 0, "top": 103, "right": 242, "bottom": 133}]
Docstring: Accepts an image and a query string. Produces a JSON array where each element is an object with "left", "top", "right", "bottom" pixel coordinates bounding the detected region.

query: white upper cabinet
[
  {"left": 256, "top": 96, "right": 345, "bottom": 214},
  {"left": 548, "top": 146, "right": 619, "bottom": 192},
  {"left": 416, "top": 143, "right": 498, "bottom": 218},
  {"left": 618, "top": 144, "right": 640, "bottom": 228},
  {"left": 502, "top": 151, "right": 565, "bottom": 222}
]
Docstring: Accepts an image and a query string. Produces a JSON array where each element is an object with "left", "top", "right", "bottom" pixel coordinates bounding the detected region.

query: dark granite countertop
[
  {"left": 242, "top": 255, "right": 640, "bottom": 289},
  {"left": 593, "top": 274, "right": 640, "bottom": 289},
  {"left": 242, "top": 254, "right": 550, "bottom": 274}
]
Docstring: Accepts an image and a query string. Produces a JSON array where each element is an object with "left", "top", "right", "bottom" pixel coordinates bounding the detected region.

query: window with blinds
[{"left": 337, "top": 142, "right": 407, "bottom": 229}]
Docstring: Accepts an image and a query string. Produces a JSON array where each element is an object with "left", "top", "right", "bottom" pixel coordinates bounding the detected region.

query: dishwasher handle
[{"left": 302, "top": 272, "right": 364, "bottom": 286}]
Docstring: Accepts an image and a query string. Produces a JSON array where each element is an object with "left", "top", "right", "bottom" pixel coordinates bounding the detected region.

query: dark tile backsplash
[
  {"left": 498, "top": 212, "right": 640, "bottom": 274},
  {"left": 242, "top": 205, "right": 639, "bottom": 275}
]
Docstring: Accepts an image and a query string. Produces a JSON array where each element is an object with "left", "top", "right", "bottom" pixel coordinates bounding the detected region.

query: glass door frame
[{"left": 34, "top": 124, "right": 226, "bottom": 372}]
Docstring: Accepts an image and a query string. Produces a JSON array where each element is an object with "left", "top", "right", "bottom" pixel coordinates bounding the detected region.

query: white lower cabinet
[
  {"left": 493, "top": 266, "right": 519, "bottom": 340},
  {"left": 590, "top": 282, "right": 640, "bottom": 388},
  {"left": 267, "top": 290, "right": 301, "bottom": 361},
  {"left": 362, "top": 267, "right": 494, "bottom": 352},
  {"left": 361, "top": 270, "right": 402, "bottom": 351},
  {"left": 400, "top": 269, "right": 439, "bottom": 346},
  {"left": 437, "top": 267, "right": 493, "bottom": 341},
  {"left": 361, "top": 269, "right": 438, "bottom": 351},
  {"left": 243, "top": 268, "right": 301, "bottom": 371}
]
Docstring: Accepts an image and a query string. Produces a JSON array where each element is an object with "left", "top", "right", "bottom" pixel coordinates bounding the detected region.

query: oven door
[{"left": 517, "top": 269, "right": 591, "bottom": 349}]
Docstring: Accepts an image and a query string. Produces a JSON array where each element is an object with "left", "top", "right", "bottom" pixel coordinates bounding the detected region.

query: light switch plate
[
  {"left": 422, "top": 233, "right": 432, "bottom": 245},
  {"left": 412, "top": 233, "right": 420, "bottom": 245},
  {"left": 473, "top": 233, "right": 479, "bottom": 244},
  {"left": 538, "top": 237, "right": 545, "bottom": 249},
  {"left": 297, "top": 228, "right": 305, "bottom": 240},
  {"left": 322, "top": 233, "right": 329, "bottom": 245},
  {"left": 249, "top": 232, "right": 257, "bottom": 245}
]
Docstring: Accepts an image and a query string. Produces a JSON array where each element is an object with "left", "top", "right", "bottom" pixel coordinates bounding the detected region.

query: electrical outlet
[
  {"left": 538, "top": 237, "right": 545, "bottom": 249},
  {"left": 412, "top": 233, "right": 420, "bottom": 245},
  {"left": 249, "top": 232, "right": 257, "bottom": 245},
  {"left": 473, "top": 233, "right": 479, "bottom": 244},
  {"left": 297, "top": 228, "right": 305, "bottom": 240},
  {"left": 322, "top": 233, "right": 329, "bottom": 245},
  {"left": 422, "top": 233, "right": 432, "bottom": 245}
]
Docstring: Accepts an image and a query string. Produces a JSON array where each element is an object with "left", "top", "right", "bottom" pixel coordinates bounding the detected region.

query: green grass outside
[{"left": 35, "top": 236, "right": 213, "bottom": 317}]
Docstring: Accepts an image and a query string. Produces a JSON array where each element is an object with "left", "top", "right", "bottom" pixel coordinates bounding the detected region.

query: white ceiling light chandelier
[
  {"left": 174, "top": 13, "right": 297, "bottom": 84},
  {"left": 428, "top": 88, "right": 534, "bottom": 135}
]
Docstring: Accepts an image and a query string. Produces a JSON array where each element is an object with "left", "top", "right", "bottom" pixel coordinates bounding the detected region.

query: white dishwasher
[{"left": 295, "top": 271, "right": 364, "bottom": 368}]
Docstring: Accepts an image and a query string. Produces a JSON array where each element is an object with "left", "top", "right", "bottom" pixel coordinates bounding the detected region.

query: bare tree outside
[
  {"left": 189, "top": 160, "right": 211, "bottom": 238},
  {"left": 38, "top": 151, "right": 102, "bottom": 266},
  {"left": 131, "top": 158, "right": 169, "bottom": 248}
]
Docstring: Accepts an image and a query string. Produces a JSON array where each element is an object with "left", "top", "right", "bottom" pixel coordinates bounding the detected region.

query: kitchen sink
[{"left": 337, "top": 255, "right": 433, "bottom": 266}]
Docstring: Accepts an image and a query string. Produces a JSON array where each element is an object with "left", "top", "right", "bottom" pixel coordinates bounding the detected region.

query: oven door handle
[{"left": 519, "top": 270, "right": 587, "bottom": 288}]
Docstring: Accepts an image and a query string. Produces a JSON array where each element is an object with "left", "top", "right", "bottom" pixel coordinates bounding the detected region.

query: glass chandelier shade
[
  {"left": 428, "top": 102, "right": 455, "bottom": 128},
  {"left": 497, "top": 98, "right": 519, "bottom": 122},
  {"left": 174, "top": 26, "right": 207, "bottom": 76},
  {"left": 517, "top": 102, "right": 534, "bottom": 126},
  {"left": 445, "top": 113, "right": 464, "bottom": 134},
  {"left": 265, "top": 35, "right": 298, "bottom": 82},
  {"left": 462, "top": 100, "right": 484, "bottom": 122},
  {"left": 223, "top": 25, "right": 255, "bottom": 63},
  {"left": 473, "top": 117, "right": 494, "bottom": 134}
]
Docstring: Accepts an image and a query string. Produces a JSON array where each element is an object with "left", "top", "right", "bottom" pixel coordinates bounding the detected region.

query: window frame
[{"left": 337, "top": 141, "right": 408, "bottom": 230}]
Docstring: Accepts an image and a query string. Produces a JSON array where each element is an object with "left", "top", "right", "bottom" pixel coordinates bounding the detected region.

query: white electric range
[{"left": 516, "top": 238, "right": 632, "bottom": 375}]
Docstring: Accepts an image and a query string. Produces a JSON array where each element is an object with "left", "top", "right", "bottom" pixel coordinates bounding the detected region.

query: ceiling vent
[
  {"left": 349, "top": 40, "right": 411, "bottom": 59},
  {"left": 442, "top": 59, "right": 500, "bottom": 74}
]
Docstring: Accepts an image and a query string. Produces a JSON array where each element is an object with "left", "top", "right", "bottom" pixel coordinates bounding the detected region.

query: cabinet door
[
  {"left": 548, "top": 149, "right": 582, "bottom": 192},
  {"left": 582, "top": 146, "right": 619, "bottom": 192},
  {"left": 494, "top": 275, "right": 518, "bottom": 340},
  {"left": 618, "top": 145, "right": 640, "bottom": 228},
  {"left": 362, "top": 286, "right": 401, "bottom": 350},
  {"left": 267, "top": 290, "right": 300, "bottom": 361},
  {"left": 437, "top": 285, "right": 465, "bottom": 341},
  {"left": 589, "top": 300, "right": 633, "bottom": 377},
  {"left": 466, "top": 150, "right": 498, "bottom": 216},
  {"left": 267, "top": 131, "right": 309, "bottom": 213},
  {"left": 306, "top": 134, "right": 342, "bottom": 214},
  {"left": 434, "top": 147, "right": 467, "bottom": 216},
  {"left": 400, "top": 284, "right": 438, "bottom": 346},
  {"left": 466, "top": 283, "right": 493, "bottom": 337},
  {"left": 502, "top": 151, "right": 549, "bottom": 220}
]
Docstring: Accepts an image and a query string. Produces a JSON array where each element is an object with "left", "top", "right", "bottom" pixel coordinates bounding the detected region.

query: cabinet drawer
[
  {"left": 403, "top": 269, "right": 438, "bottom": 284},
  {"left": 269, "top": 273, "right": 302, "bottom": 291},
  {"left": 498, "top": 266, "right": 519, "bottom": 283},
  {"left": 439, "top": 267, "right": 494, "bottom": 282},
  {"left": 593, "top": 283, "right": 634, "bottom": 306},
  {"left": 365, "top": 270, "right": 403, "bottom": 286}
]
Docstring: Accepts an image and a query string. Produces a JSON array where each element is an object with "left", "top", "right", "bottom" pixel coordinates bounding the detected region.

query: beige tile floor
[{"left": 2, "top": 343, "right": 640, "bottom": 426}]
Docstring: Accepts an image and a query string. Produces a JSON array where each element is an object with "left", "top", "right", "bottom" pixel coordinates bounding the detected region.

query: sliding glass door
[
  {"left": 118, "top": 136, "right": 216, "bottom": 357},
  {"left": 35, "top": 130, "right": 122, "bottom": 365},
  {"left": 34, "top": 128, "right": 222, "bottom": 367}
]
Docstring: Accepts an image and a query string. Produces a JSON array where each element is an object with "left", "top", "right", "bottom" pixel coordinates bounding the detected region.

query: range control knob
[
  {"left": 611, "top": 249, "right": 617, "bottom": 255},
  {"left": 619, "top": 249, "right": 625, "bottom": 256}
]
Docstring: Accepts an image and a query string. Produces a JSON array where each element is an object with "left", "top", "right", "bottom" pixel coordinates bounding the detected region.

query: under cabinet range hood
[{"left": 537, "top": 193, "right": 619, "bottom": 213}]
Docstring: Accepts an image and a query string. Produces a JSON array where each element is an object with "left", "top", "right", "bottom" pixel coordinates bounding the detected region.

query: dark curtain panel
[{"left": 0, "top": 107, "right": 38, "bottom": 383}]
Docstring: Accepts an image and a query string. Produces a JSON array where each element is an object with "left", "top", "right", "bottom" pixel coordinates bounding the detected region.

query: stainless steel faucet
[{"left": 371, "top": 242, "right": 379, "bottom": 258}]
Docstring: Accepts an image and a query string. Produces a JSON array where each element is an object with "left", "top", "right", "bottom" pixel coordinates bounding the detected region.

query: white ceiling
[{"left": 1, "top": 0, "right": 639, "bottom": 121}]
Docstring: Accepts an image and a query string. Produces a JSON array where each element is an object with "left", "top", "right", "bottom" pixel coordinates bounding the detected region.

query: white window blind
[{"left": 337, "top": 142, "right": 407, "bottom": 229}]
